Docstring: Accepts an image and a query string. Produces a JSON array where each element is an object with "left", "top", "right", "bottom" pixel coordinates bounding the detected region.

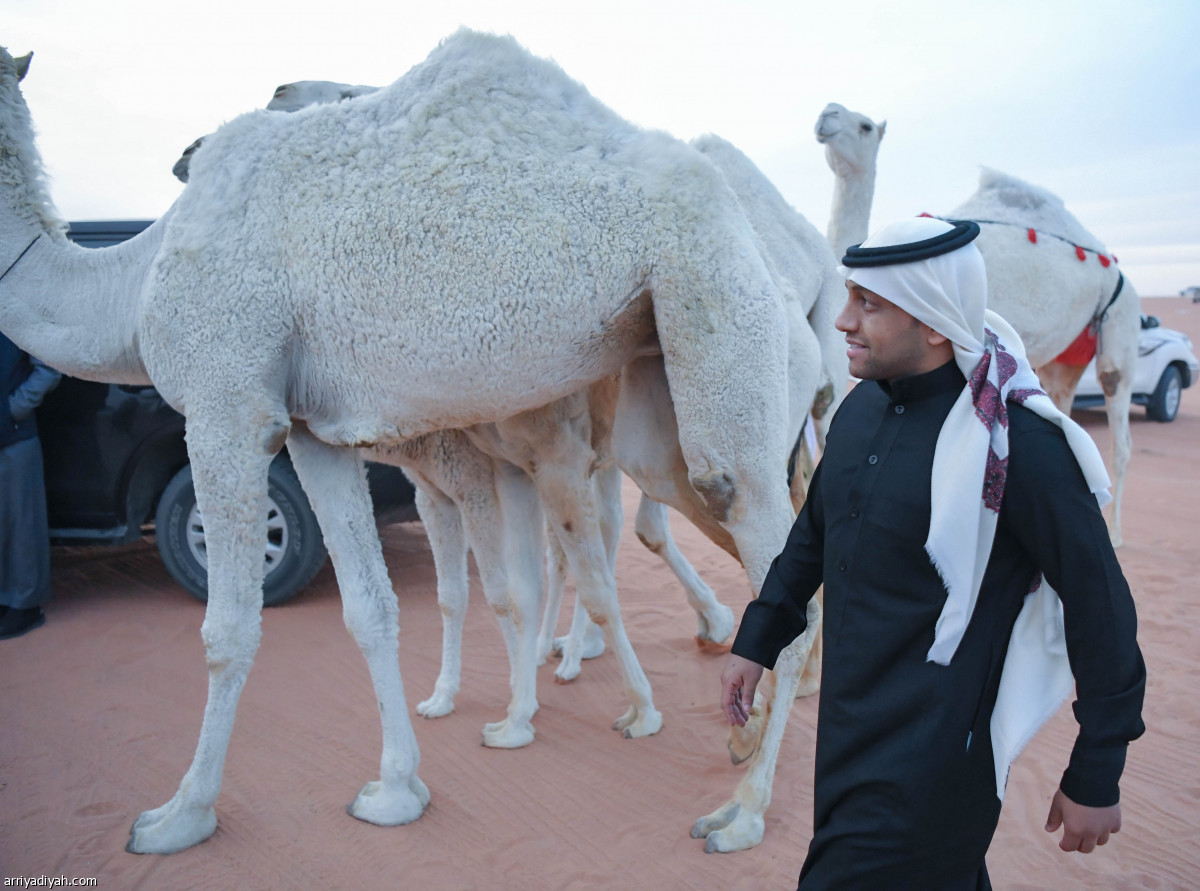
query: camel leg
[
  {"left": 128, "top": 417, "right": 278, "bottom": 854},
  {"left": 542, "top": 528, "right": 605, "bottom": 676},
  {"left": 476, "top": 460, "right": 544, "bottom": 749},
  {"left": 286, "top": 429, "right": 428, "bottom": 826},
  {"left": 555, "top": 595, "right": 606, "bottom": 682},
  {"left": 687, "top": 466, "right": 818, "bottom": 852},
  {"left": 639, "top": 260, "right": 811, "bottom": 850},
  {"left": 1097, "top": 360, "right": 1133, "bottom": 549},
  {"left": 409, "top": 483, "right": 469, "bottom": 717},
  {"left": 538, "top": 528, "right": 569, "bottom": 665},
  {"left": 691, "top": 602, "right": 820, "bottom": 852},
  {"left": 518, "top": 433, "right": 661, "bottom": 737},
  {"left": 545, "top": 487, "right": 662, "bottom": 737},
  {"left": 634, "top": 494, "right": 734, "bottom": 647},
  {"left": 795, "top": 587, "right": 824, "bottom": 697},
  {"left": 567, "top": 463, "right": 622, "bottom": 664},
  {"left": 1036, "top": 360, "right": 1087, "bottom": 415},
  {"left": 547, "top": 463, "right": 619, "bottom": 678}
]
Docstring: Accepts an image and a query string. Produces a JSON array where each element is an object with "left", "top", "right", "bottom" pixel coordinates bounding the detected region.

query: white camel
[
  {"left": 232, "top": 79, "right": 844, "bottom": 697},
  {"left": 0, "top": 32, "right": 818, "bottom": 855},
  {"left": 207, "top": 77, "right": 747, "bottom": 685},
  {"left": 814, "top": 102, "right": 886, "bottom": 262},
  {"left": 815, "top": 105, "right": 1136, "bottom": 544},
  {"left": 949, "top": 168, "right": 1139, "bottom": 545}
]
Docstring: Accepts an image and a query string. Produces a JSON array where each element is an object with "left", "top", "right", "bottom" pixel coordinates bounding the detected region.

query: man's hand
[
  {"left": 1044, "top": 787, "right": 1122, "bottom": 853},
  {"left": 720, "top": 655, "right": 765, "bottom": 727}
]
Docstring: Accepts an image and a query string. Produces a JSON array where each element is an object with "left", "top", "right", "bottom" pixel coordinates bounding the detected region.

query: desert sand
[{"left": 1, "top": 297, "right": 1197, "bottom": 889}]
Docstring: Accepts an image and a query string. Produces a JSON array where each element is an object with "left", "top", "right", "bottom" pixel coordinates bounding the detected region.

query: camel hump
[{"left": 950, "top": 167, "right": 1106, "bottom": 254}]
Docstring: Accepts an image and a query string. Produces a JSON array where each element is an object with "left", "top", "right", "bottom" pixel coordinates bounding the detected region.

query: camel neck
[
  {"left": 0, "top": 214, "right": 163, "bottom": 384},
  {"left": 827, "top": 170, "right": 876, "bottom": 263}
]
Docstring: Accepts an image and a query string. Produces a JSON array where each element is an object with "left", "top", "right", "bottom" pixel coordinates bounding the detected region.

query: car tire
[
  {"left": 1147, "top": 365, "right": 1183, "bottom": 423},
  {"left": 154, "top": 457, "right": 328, "bottom": 606}
]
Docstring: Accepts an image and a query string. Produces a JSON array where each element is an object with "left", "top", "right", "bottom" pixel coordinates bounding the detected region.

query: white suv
[{"left": 1073, "top": 315, "right": 1199, "bottom": 422}]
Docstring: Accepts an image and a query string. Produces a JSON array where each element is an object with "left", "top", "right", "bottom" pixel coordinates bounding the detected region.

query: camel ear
[
  {"left": 877, "top": 120, "right": 886, "bottom": 141},
  {"left": 14, "top": 52, "right": 32, "bottom": 81}
]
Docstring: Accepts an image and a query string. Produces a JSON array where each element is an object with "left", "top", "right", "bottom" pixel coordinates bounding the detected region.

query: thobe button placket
[
  {"left": 868, "top": 455, "right": 878, "bottom": 465},
  {"left": 838, "top": 560, "right": 847, "bottom": 572},
  {"left": 894, "top": 405, "right": 905, "bottom": 414},
  {"left": 849, "top": 509, "right": 860, "bottom": 519}
]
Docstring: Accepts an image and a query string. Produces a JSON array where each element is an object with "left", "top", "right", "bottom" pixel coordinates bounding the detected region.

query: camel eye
[{"left": 861, "top": 123, "right": 873, "bottom": 133}]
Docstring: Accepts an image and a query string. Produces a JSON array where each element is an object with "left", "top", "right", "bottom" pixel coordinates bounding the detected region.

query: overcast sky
[{"left": 8, "top": 0, "right": 1199, "bottom": 295}]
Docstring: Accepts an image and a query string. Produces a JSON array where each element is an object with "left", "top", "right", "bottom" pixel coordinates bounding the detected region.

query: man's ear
[{"left": 922, "top": 324, "right": 950, "bottom": 348}]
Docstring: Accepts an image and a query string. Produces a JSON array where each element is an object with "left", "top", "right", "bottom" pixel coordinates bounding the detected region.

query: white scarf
[{"left": 841, "top": 217, "right": 1112, "bottom": 799}]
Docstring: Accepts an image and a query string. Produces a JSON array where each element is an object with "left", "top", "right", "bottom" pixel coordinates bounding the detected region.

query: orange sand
[{"left": 1, "top": 298, "right": 1196, "bottom": 889}]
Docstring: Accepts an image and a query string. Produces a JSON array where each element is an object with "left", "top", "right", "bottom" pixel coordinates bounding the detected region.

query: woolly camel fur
[
  {"left": 176, "top": 83, "right": 836, "bottom": 694},
  {"left": 217, "top": 77, "right": 745, "bottom": 688},
  {"left": 0, "top": 33, "right": 817, "bottom": 855},
  {"left": 949, "top": 168, "right": 1139, "bottom": 546}
]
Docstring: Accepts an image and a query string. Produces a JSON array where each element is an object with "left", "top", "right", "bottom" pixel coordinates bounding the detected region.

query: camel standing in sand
[
  {"left": 813, "top": 104, "right": 1135, "bottom": 544},
  {"left": 0, "top": 33, "right": 817, "bottom": 855},
  {"left": 949, "top": 169, "right": 1139, "bottom": 545}
]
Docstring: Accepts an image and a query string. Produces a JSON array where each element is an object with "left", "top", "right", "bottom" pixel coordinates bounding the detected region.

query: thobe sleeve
[
  {"left": 730, "top": 460, "right": 826, "bottom": 671},
  {"left": 1002, "top": 423, "right": 1146, "bottom": 808},
  {"left": 8, "top": 355, "right": 62, "bottom": 422}
]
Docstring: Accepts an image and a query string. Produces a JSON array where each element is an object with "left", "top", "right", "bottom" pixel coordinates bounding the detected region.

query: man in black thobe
[
  {"left": 720, "top": 218, "right": 1145, "bottom": 889},
  {"left": 1, "top": 330, "right": 61, "bottom": 639}
]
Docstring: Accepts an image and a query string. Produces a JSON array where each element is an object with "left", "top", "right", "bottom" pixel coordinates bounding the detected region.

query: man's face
[{"left": 835, "top": 282, "right": 943, "bottom": 381}]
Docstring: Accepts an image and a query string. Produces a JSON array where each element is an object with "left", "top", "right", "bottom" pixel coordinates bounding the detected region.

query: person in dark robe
[
  {"left": 1, "top": 330, "right": 61, "bottom": 639},
  {"left": 719, "top": 217, "right": 1145, "bottom": 890}
]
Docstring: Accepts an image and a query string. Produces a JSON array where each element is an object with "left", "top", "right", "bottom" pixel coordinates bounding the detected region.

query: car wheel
[
  {"left": 154, "top": 457, "right": 328, "bottom": 606},
  {"left": 1147, "top": 365, "right": 1183, "bottom": 423}
]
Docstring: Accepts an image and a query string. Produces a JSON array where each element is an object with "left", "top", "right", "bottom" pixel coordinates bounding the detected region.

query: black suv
[{"left": 36, "top": 220, "right": 418, "bottom": 605}]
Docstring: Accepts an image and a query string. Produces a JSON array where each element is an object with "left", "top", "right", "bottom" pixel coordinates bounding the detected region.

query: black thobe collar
[{"left": 876, "top": 359, "right": 966, "bottom": 404}]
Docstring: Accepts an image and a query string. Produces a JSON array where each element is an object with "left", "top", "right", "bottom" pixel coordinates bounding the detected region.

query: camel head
[
  {"left": 172, "top": 137, "right": 205, "bottom": 183},
  {"left": 266, "top": 80, "right": 379, "bottom": 112},
  {"left": 0, "top": 46, "right": 66, "bottom": 234},
  {"left": 172, "top": 79, "right": 382, "bottom": 183},
  {"left": 814, "top": 102, "right": 885, "bottom": 180}
]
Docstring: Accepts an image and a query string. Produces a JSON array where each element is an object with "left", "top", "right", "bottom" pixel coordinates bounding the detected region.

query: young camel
[{"left": 0, "top": 33, "right": 816, "bottom": 855}]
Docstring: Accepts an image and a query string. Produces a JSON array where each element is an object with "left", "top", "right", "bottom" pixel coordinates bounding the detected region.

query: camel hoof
[
  {"left": 347, "top": 776, "right": 429, "bottom": 826},
  {"left": 613, "top": 705, "right": 663, "bottom": 738},
  {"left": 697, "top": 603, "right": 736, "bottom": 646},
  {"left": 554, "top": 630, "right": 605, "bottom": 660},
  {"left": 416, "top": 690, "right": 456, "bottom": 718},
  {"left": 481, "top": 718, "right": 536, "bottom": 749},
  {"left": 691, "top": 800, "right": 738, "bottom": 839},
  {"left": 126, "top": 799, "right": 218, "bottom": 854},
  {"left": 702, "top": 808, "right": 765, "bottom": 853},
  {"left": 694, "top": 635, "right": 732, "bottom": 655},
  {"left": 554, "top": 658, "right": 582, "bottom": 683}
]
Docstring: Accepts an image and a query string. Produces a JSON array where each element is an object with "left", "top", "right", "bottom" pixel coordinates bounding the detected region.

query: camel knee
[
  {"left": 1099, "top": 368, "right": 1122, "bottom": 397},
  {"left": 690, "top": 470, "right": 737, "bottom": 523},
  {"left": 635, "top": 530, "right": 665, "bottom": 555},
  {"left": 811, "top": 382, "right": 834, "bottom": 420},
  {"left": 200, "top": 618, "right": 262, "bottom": 673},
  {"left": 342, "top": 592, "right": 398, "bottom": 648}
]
